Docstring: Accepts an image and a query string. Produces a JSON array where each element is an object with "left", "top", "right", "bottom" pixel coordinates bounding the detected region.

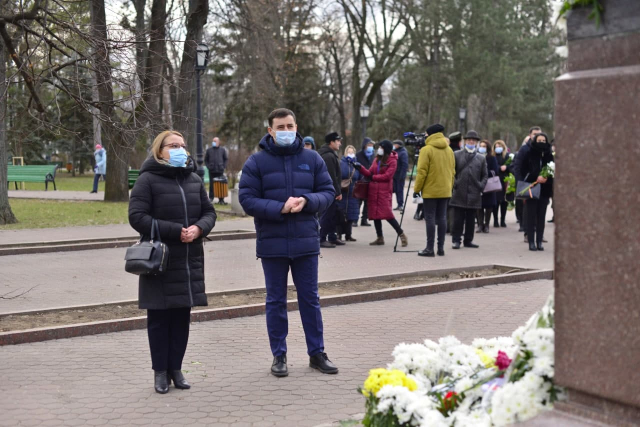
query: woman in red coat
[{"left": 356, "top": 140, "right": 408, "bottom": 246}]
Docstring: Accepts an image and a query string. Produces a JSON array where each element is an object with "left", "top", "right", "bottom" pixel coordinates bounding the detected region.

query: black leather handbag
[
  {"left": 124, "top": 219, "right": 169, "bottom": 276},
  {"left": 516, "top": 175, "right": 541, "bottom": 200}
]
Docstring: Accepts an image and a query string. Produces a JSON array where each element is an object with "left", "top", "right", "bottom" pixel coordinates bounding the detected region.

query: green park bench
[
  {"left": 7, "top": 164, "right": 58, "bottom": 191},
  {"left": 128, "top": 167, "right": 210, "bottom": 189}
]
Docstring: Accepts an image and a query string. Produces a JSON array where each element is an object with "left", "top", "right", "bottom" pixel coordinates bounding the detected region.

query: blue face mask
[
  {"left": 274, "top": 131, "right": 296, "bottom": 147},
  {"left": 168, "top": 148, "right": 188, "bottom": 167},
  {"left": 478, "top": 147, "right": 487, "bottom": 154},
  {"left": 465, "top": 144, "right": 476, "bottom": 151},
  {"left": 211, "top": 142, "right": 217, "bottom": 147},
  {"left": 365, "top": 146, "right": 374, "bottom": 156},
  {"left": 495, "top": 147, "right": 504, "bottom": 154}
]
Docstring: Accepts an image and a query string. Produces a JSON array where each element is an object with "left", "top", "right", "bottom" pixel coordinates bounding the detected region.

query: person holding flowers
[{"left": 517, "top": 132, "right": 554, "bottom": 251}]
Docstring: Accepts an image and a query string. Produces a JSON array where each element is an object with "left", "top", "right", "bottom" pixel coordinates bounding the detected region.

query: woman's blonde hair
[
  {"left": 150, "top": 130, "right": 185, "bottom": 163},
  {"left": 492, "top": 139, "right": 507, "bottom": 158},
  {"left": 344, "top": 145, "right": 357, "bottom": 156}
]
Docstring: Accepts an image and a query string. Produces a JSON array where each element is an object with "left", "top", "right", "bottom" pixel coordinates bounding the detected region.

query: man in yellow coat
[{"left": 413, "top": 124, "right": 456, "bottom": 257}]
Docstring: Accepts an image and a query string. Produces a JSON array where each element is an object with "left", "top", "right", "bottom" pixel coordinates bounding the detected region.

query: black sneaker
[
  {"left": 463, "top": 242, "right": 479, "bottom": 248},
  {"left": 271, "top": 354, "right": 288, "bottom": 377},
  {"left": 352, "top": 221, "right": 358, "bottom": 227},
  {"left": 331, "top": 239, "right": 346, "bottom": 246},
  {"left": 360, "top": 220, "right": 371, "bottom": 227},
  {"left": 309, "top": 352, "right": 338, "bottom": 374},
  {"left": 320, "top": 241, "right": 336, "bottom": 248},
  {"left": 452, "top": 242, "right": 461, "bottom": 249}
]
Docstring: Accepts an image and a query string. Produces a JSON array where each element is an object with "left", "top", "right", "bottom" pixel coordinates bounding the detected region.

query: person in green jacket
[{"left": 413, "top": 124, "right": 455, "bottom": 257}]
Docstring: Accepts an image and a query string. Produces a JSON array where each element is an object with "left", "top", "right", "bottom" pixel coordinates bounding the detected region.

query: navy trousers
[
  {"left": 393, "top": 178, "right": 405, "bottom": 207},
  {"left": 92, "top": 174, "right": 105, "bottom": 192},
  {"left": 320, "top": 200, "right": 338, "bottom": 242},
  {"left": 261, "top": 256, "right": 324, "bottom": 357}
]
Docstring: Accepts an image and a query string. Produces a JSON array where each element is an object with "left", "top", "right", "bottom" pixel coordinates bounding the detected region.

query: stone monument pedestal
[{"left": 525, "top": 0, "right": 640, "bottom": 425}]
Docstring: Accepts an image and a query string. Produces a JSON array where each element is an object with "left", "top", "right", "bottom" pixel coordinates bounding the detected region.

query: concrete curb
[
  {"left": 0, "top": 229, "right": 256, "bottom": 256},
  {"left": 0, "top": 268, "right": 552, "bottom": 346}
]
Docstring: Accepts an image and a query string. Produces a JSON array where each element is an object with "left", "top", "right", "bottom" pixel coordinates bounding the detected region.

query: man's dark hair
[
  {"left": 529, "top": 126, "right": 542, "bottom": 134},
  {"left": 268, "top": 108, "right": 296, "bottom": 127}
]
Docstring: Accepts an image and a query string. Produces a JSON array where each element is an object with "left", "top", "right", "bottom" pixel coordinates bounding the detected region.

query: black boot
[
  {"left": 361, "top": 219, "right": 371, "bottom": 227},
  {"left": 309, "top": 352, "right": 338, "bottom": 374},
  {"left": 537, "top": 242, "right": 544, "bottom": 251},
  {"left": 418, "top": 248, "right": 435, "bottom": 257},
  {"left": 169, "top": 370, "right": 191, "bottom": 389},
  {"left": 271, "top": 354, "right": 288, "bottom": 377},
  {"left": 154, "top": 370, "right": 169, "bottom": 394},
  {"left": 437, "top": 247, "right": 445, "bottom": 256},
  {"left": 529, "top": 241, "right": 538, "bottom": 251}
]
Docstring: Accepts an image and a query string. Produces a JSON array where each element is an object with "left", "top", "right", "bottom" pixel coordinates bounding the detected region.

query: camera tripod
[{"left": 393, "top": 151, "right": 421, "bottom": 253}]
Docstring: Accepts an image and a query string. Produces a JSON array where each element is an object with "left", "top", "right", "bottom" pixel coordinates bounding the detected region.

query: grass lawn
[
  {"left": 1, "top": 199, "right": 128, "bottom": 229},
  {"left": 1, "top": 199, "right": 232, "bottom": 230},
  {"left": 14, "top": 173, "right": 104, "bottom": 192}
]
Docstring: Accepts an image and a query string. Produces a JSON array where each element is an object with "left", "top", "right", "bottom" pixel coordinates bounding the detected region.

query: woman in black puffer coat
[
  {"left": 518, "top": 132, "right": 554, "bottom": 251},
  {"left": 129, "top": 130, "right": 216, "bottom": 394}
]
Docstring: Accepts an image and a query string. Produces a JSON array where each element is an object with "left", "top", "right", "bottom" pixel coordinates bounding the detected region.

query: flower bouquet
[
  {"left": 517, "top": 162, "right": 555, "bottom": 198},
  {"left": 358, "top": 296, "right": 563, "bottom": 426},
  {"left": 503, "top": 153, "right": 515, "bottom": 168}
]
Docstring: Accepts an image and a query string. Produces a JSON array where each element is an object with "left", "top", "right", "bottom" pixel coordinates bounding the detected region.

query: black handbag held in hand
[
  {"left": 125, "top": 219, "right": 169, "bottom": 276},
  {"left": 516, "top": 175, "right": 541, "bottom": 200}
]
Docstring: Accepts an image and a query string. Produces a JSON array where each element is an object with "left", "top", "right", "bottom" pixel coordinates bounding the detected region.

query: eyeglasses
[{"left": 162, "top": 143, "right": 187, "bottom": 150}]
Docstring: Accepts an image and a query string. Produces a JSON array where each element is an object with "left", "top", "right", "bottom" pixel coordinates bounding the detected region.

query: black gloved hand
[
  {"left": 413, "top": 193, "right": 420, "bottom": 199},
  {"left": 353, "top": 162, "right": 362, "bottom": 170}
]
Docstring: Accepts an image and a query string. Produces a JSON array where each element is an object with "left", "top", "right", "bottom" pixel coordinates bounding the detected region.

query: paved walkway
[
  {"left": 0, "top": 204, "right": 553, "bottom": 313},
  {"left": 0, "top": 279, "right": 553, "bottom": 427}
]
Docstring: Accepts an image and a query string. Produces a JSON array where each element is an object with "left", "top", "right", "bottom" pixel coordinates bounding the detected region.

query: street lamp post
[
  {"left": 194, "top": 43, "right": 210, "bottom": 180},
  {"left": 459, "top": 107, "right": 467, "bottom": 135},
  {"left": 360, "top": 104, "right": 370, "bottom": 142}
]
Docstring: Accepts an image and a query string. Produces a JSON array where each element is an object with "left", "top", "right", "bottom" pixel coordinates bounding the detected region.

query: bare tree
[
  {"left": 338, "top": 0, "right": 410, "bottom": 144},
  {"left": 0, "top": 39, "right": 17, "bottom": 224}
]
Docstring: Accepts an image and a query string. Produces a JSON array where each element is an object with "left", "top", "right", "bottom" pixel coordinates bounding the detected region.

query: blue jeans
[
  {"left": 261, "top": 256, "right": 324, "bottom": 357},
  {"left": 92, "top": 174, "right": 105, "bottom": 192}
]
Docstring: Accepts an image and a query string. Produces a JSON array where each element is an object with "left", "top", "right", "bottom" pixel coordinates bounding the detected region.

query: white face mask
[
  {"left": 347, "top": 153, "right": 355, "bottom": 159},
  {"left": 377, "top": 148, "right": 384, "bottom": 156}
]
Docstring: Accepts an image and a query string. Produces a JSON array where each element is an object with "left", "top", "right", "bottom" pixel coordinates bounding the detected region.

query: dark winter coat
[
  {"left": 317, "top": 144, "right": 341, "bottom": 196},
  {"left": 205, "top": 146, "right": 228, "bottom": 174},
  {"left": 481, "top": 154, "right": 500, "bottom": 208},
  {"left": 239, "top": 133, "right": 335, "bottom": 259},
  {"left": 337, "top": 157, "right": 361, "bottom": 222},
  {"left": 519, "top": 142, "right": 554, "bottom": 199},
  {"left": 513, "top": 142, "right": 531, "bottom": 183},
  {"left": 450, "top": 150, "right": 488, "bottom": 209},
  {"left": 356, "top": 139, "right": 375, "bottom": 172},
  {"left": 496, "top": 153, "right": 511, "bottom": 203},
  {"left": 129, "top": 157, "right": 217, "bottom": 310},
  {"left": 393, "top": 146, "right": 409, "bottom": 183},
  {"left": 358, "top": 152, "right": 398, "bottom": 220}
]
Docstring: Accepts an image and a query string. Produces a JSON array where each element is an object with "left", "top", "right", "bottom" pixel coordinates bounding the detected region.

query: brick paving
[
  {"left": 0, "top": 208, "right": 552, "bottom": 314},
  {"left": 0, "top": 205, "right": 553, "bottom": 313},
  {"left": 0, "top": 279, "right": 553, "bottom": 427}
]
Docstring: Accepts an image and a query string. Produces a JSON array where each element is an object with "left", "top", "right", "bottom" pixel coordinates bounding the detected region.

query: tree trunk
[
  {"left": 0, "top": 41, "right": 17, "bottom": 224},
  {"left": 90, "top": 0, "right": 130, "bottom": 202},
  {"left": 172, "top": 0, "right": 209, "bottom": 153},
  {"left": 133, "top": 0, "right": 147, "bottom": 90}
]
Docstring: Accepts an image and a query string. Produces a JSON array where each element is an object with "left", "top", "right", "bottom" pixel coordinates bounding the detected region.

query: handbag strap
[
  {"left": 150, "top": 219, "right": 162, "bottom": 243},
  {"left": 458, "top": 153, "right": 476, "bottom": 176}
]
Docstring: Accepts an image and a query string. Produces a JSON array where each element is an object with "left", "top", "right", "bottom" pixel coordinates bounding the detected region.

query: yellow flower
[
  {"left": 475, "top": 349, "right": 496, "bottom": 369},
  {"left": 362, "top": 368, "right": 417, "bottom": 397}
]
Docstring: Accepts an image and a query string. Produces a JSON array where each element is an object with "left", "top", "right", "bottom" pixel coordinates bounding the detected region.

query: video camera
[{"left": 403, "top": 132, "right": 427, "bottom": 148}]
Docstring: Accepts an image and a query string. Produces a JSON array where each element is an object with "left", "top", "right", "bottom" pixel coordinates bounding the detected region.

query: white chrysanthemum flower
[
  {"left": 453, "top": 409, "right": 492, "bottom": 427},
  {"left": 454, "top": 376, "right": 475, "bottom": 394},
  {"left": 438, "top": 335, "right": 462, "bottom": 350},
  {"left": 417, "top": 409, "right": 448, "bottom": 427},
  {"left": 522, "top": 329, "right": 554, "bottom": 358},
  {"left": 532, "top": 356, "right": 554, "bottom": 378}
]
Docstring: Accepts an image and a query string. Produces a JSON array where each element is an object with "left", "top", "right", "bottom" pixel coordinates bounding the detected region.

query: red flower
[{"left": 496, "top": 351, "right": 512, "bottom": 371}]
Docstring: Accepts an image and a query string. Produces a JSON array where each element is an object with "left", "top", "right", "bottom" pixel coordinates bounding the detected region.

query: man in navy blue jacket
[{"left": 239, "top": 108, "right": 339, "bottom": 377}]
